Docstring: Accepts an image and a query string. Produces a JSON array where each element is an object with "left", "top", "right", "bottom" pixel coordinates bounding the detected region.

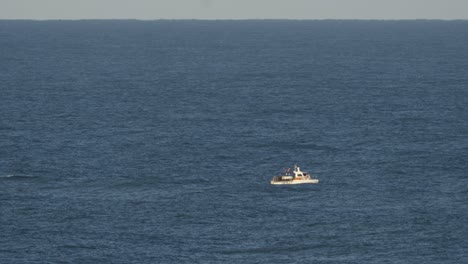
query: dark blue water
[{"left": 1, "top": 20, "right": 467, "bottom": 263}]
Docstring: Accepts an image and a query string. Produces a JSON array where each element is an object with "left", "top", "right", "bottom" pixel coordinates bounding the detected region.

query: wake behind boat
[{"left": 270, "top": 164, "right": 319, "bottom": 185}]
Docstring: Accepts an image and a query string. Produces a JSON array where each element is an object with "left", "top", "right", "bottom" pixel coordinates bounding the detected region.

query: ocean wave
[
  {"left": 219, "top": 244, "right": 311, "bottom": 255},
  {"left": 0, "top": 174, "right": 35, "bottom": 179}
]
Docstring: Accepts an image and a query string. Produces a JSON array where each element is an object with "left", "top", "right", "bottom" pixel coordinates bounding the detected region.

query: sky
[{"left": 1, "top": 0, "right": 468, "bottom": 20}]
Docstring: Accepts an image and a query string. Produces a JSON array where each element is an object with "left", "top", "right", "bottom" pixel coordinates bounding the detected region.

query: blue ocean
[{"left": 1, "top": 20, "right": 467, "bottom": 263}]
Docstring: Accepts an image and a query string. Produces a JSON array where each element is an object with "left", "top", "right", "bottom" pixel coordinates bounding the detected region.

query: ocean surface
[{"left": 0, "top": 20, "right": 467, "bottom": 263}]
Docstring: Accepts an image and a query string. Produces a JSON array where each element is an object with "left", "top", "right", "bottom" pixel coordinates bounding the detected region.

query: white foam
[{"left": 0, "top": 174, "right": 34, "bottom": 178}]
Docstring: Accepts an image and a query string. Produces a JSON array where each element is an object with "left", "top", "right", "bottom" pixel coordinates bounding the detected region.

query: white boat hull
[{"left": 270, "top": 179, "right": 319, "bottom": 185}]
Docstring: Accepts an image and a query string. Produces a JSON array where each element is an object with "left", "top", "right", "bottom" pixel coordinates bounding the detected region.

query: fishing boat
[{"left": 270, "top": 164, "right": 319, "bottom": 185}]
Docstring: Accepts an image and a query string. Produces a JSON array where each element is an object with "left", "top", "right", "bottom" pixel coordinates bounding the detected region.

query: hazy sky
[{"left": 1, "top": 0, "right": 468, "bottom": 20}]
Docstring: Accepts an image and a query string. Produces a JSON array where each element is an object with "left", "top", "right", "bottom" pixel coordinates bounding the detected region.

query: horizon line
[{"left": 1, "top": 18, "right": 468, "bottom": 22}]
